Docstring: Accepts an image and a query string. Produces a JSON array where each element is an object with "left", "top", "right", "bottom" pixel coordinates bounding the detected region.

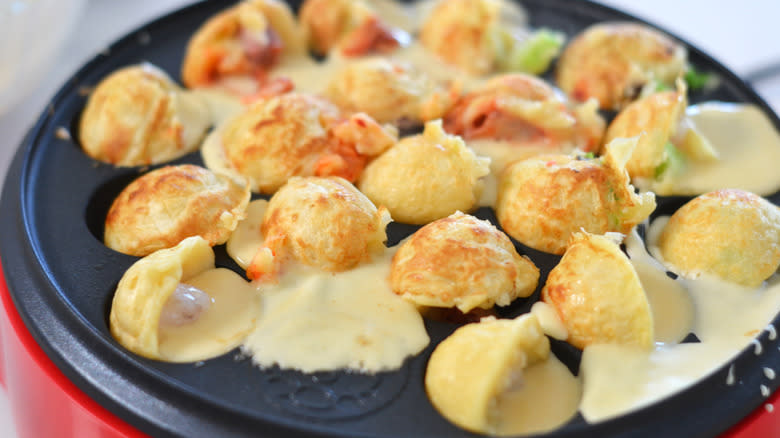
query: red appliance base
[{"left": 0, "top": 260, "right": 148, "bottom": 438}]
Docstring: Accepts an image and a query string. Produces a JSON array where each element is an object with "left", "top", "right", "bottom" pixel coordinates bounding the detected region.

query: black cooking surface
[{"left": 1, "top": 1, "right": 779, "bottom": 437}]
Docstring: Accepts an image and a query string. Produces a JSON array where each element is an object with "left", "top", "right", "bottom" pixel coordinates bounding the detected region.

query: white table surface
[{"left": 1, "top": 1, "right": 780, "bottom": 436}]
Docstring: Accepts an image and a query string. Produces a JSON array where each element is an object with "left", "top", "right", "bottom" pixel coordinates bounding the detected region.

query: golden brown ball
[
  {"left": 299, "top": 0, "right": 401, "bottom": 57},
  {"left": 210, "top": 92, "right": 397, "bottom": 194},
  {"left": 79, "top": 64, "right": 211, "bottom": 166},
  {"left": 556, "top": 22, "right": 687, "bottom": 110},
  {"left": 495, "top": 137, "right": 656, "bottom": 255},
  {"left": 358, "top": 120, "right": 490, "bottom": 224},
  {"left": 443, "top": 73, "right": 604, "bottom": 153},
  {"left": 541, "top": 232, "right": 654, "bottom": 349},
  {"left": 420, "top": 0, "right": 525, "bottom": 75},
  {"left": 247, "top": 176, "right": 391, "bottom": 280},
  {"left": 390, "top": 211, "right": 539, "bottom": 313},
  {"left": 657, "top": 189, "right": 780, "bottom": 287},
  {"left": 326, "top": 57, "right": 455, "bottom": 124},
  {"left": 105, "top": 164, "right": 250, "bottom": 257},
  {"left": 181, "top": 0, "right": 305, "bottom": 88}
]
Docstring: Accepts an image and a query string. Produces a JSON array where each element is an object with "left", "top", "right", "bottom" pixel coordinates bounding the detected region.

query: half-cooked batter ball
[
  {"left": 247, "top": 176, "right": 391, "bottom": 280},
  {"left": 425, "top": 314, "right": 549, "bottom": 435},
  {"left": 496, "top": 137, "right": 656, "bottom": 255},
  {"left": 542, "top": 232, "right": 654, "bottom": 349},
  {"left": 79, "top": 64, "right": 211, "bottom": 166},
  {"left": 657, "top": 189, "right": 780, "bottom": 287},
  {"left": 105, "top": 164, "right": 250, "bottom": 257},
  {"left": 110, "top": 236, "right": 216, "bottom": 360},
  {"left": 210, "top": 92, "right": 397, "bottom": 194},
  {"left": 556, "top": 22, "right": 687, "bottom": 110},
  {"left": 390, "top": 212, "right": 539, "bottom": 313},
  {"left": 358, "top": 120, "right": 490, "bottom": 224}
]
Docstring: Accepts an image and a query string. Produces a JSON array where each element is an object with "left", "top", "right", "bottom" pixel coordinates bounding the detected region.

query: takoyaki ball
[
  {"left": 110, "top": 236, "right": 215, "bottom": 360},
  {"left": 326, "top": 57, "right": 456, "bottom": 125},
  {"left": 496, "top": 137, "right": 656, "bottom": 255},
  {"left": 299, "top": 0, "right": 403, "bottom": 57},
  {"left": 443, "top": 73, "right": 605, "bottom": 154},
  {"left": 420, "top": 0, "right": 526, "bottom": 75},
  {"left": 247, "top": 176, "right": 391, "bottom": 280},
  {"left": 657, "top": 189, "right": 780, "bottom": 287},
  {"left": 556, "top": 22, "right": 687, "bottom": 110},
  {"left": 358, "top": 120, "right": 490, "bottom": 224},
  {"left": 542, "top": 232, "right": 654, "bottom": 349},
  {"left": 212, "top": 92, "right": 398, "bottom": 193},
  {"left": 390, "top": 212, "right": 539, "bottom": 313},
  {"left": 604, "top": 81, "right": 717, "bottom": 189},
  {"left": 79, "top": 64, "right": 211, "bottom": 167},
  {"left": 425, "top": 314, "right": 549, "bottom": 435},
  {"left": 181, "top": 0, "right": 305, "bottom": 89},
  {"left": 105, "top": 165, "right": 250, "bottom": 257}
]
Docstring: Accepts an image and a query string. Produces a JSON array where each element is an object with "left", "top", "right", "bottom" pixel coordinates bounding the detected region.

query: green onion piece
[
  {"left": 684, "top": 66, "right": 712, "bottom": 91},
  {"left": 505, "top": 29, "right": 565, "bottom": 75},
  {"left": 654, "top": 142, "right": 687, "bottom": 179},
  {"left": 655, "top": 81, "right": 673, "bottom": 92}
]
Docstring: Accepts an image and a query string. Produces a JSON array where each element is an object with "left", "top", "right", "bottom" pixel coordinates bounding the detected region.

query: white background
[{"left": 1, "top": 0, "right": 780, "bottom": 436}]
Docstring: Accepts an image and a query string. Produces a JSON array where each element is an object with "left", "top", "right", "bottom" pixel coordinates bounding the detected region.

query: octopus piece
[
  {"left": 556, "top": 22, "right": 687, "bottom": 110},
  {"left": 657, "top": 189, "right": 780, "bottom": 287},
  {"left": 358, "top": 120, "right": 490, "bottom": 224},
  {"left": 604, "top": 80, "right": 718, "bottom": 188},
  {"left": 246, "top": 176, "right": 391, "bottom": 281},
  {"left": 299, "top": 0, "right": 404, "bottom": 57},
  {"left": 110, "top": 236, "right": 259, "bottom": 362},
  {"left": 104, "top": 164, "right": 250, "bottom": 257},
  {"left": 326, "top": 57, "right": 457, "bottom": 125},
  {"left": 181, "top": 0, "right": 305, "bottom": 90},
  {"left": 425, "top": 314, "right": 550, "bottom": 434},
  {"left": 420, "top": 0, "right": 528, "bottom": 75},
  {"left": 390, "top": 212, "right": 539, "bottom": 313},
  {"left": 541, "top": 232, "right": 654, "bottom": 349},
  {"left": 79, "top": 64, "right": 211, "bottom": 167},
  {"left": 496, "top": 137, "right": 656, "bottom": 255},
  {"left": 204, "top": 92, "right": 398, "bottom": 194},
  {"left": 443, "top": 73, "right": 605, "bottom": 154}
]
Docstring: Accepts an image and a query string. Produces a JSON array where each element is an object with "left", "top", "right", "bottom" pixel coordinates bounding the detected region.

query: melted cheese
[
  {"left": 270, "top": 55, "right": 338, "bottom": 95},
  {"left": 226, "top": 199, "right": 269, "bottom": 270},
  {"left": 530, "top": 301, "right": 568, "bottom": 341},
  {"left": 200, "top": 124, "right": 237, "bottom": 182},
  {"left": 642, "top": 103, "right": 780, "bottom": 196},
  {"left": 393, "top": 43, "right": 487, "bottom": 92},
  {"left": 468, "top": 139, "right": 557, "bottom": 207},
  {"left": 625, "top": 230, "right": 694, "bottom": 345},
  {"left": 493, "top": 354, "right": 581, "bottom": 436},
  {"left": 242, "top": 249, "right": 430, "bottom": 373},
  {"left": 188, "top": 89, "right": 245, "bottom": 127},
  {"left": 580, "top": 342, "right": 739, "bottom": 422},
  {"left": 158, "top": 268, "right": 260, "bottom": 362}
]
